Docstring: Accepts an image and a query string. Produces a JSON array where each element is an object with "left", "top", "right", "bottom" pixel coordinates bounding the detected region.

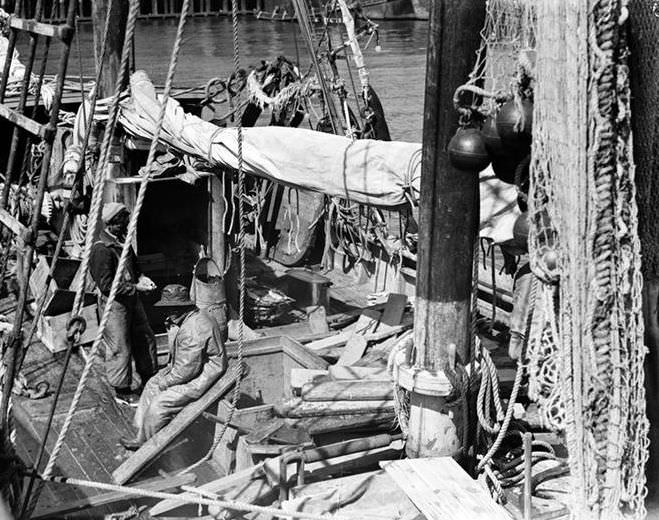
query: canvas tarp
[{"left": 117, "top": 71, "right": 521, "bottom": 243}]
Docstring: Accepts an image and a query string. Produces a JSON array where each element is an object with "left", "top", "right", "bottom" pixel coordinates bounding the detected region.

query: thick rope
[
  {"left": 31, "top": 474, "right": 390, "bottom": 520},
  {"left": 178, "top": 0, "right": 246, "bottom": 474},
  {"left": 476, "top": 346, "right": 505, "bottom": 435},
  {"left": 477, "top": 277, "right": 538, "bottom": 472}
]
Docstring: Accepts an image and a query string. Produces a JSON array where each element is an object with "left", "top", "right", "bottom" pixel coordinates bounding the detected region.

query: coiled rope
[{"left": 178, "top": 0, "right": 247, "bottom": 475}]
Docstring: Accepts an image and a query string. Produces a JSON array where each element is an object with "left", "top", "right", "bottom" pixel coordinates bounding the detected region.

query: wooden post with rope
[{"left": 406, "top": 0, "right": 485, "bottom": 458}]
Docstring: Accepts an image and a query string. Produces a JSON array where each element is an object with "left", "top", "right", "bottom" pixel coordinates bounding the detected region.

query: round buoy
[
  {"left": 448, "top": 127, "right": 491, "bottom": 172},
  {"left": 482, "top": 116, "right": 504, "bottom": 157},
  {"left": 496, "top": 99, "right": 533, "bottom": 148}
]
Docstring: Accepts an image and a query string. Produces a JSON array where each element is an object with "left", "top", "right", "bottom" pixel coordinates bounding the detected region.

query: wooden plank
[
  {"left": 290, "top": 411, "right": 395, "bottom": 435},
  {"left": 377, "top": 293, "right": 407, "bottom": 330},
  {"left": 275, "top": 397, "right": 394, "bottom": 418},
  {"left": 282, "top": 338, "right": 329, "bottom": 370},
  {"left": 328, "top": 365, "right": 389, "bottom": 380},
  {"left": 0, "top": 207, "right": 27, "bottom": 235},
  {"left": 112, "top": 363, "right": 246, "bottom": 484},
  {"left": 290, "top": 368, "right": 328, "bottom": 391},
  {"left": 336, "top": 334, "right": 368, "bottom": 366},
  {"left": 33, "top": 473, "right": 197, "bottom": 519},
  {"left": 0, "top": 104, "right": 50, "bottom": 139},
  {"left": 301, "top": 380, "right": 393, "bottom": 402},
  {"left": 381, "top": 457, "right": 511, "bottom": 520},
  {"left": 336, "top": 309, "right": 382, "bottom": 366},
  {"left": 305, "top": 333, "right": 349, "bottom": 352},
  {"left": 149, "top": 462, "right": 265, "bottom": 516},
  {"left": 9, "top": 16, "right": 72, "bottom": 39}
]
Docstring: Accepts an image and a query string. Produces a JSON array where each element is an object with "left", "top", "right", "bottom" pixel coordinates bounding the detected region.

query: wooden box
[
  {"left": 213, "top": 335, "right": 328, "bottom": 472},
  {"left": 29, "top": 254, "right": 98, "bottom": 353},
  {"left": 37, "top": 304, "right": 99, "bottom": 353}
]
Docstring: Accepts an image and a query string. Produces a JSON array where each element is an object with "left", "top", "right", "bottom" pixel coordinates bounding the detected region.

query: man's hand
[{"left": 136, "top": 274, "right": 156, "bottom": 292}]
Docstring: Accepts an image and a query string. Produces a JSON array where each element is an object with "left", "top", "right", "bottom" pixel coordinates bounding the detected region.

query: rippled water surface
[{"left": 54, "top": 17, "right": 428, "bottom": 141}]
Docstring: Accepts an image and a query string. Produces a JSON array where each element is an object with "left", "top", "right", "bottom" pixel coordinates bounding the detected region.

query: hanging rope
[
  {"left": 178, "top": 0, "right": 247, "bottom": 475},
  {"left": 477, "top": 277, "right": 537, "bottom": 472},
  {"left": 20, "top": 2, "right": 144, "bottom": 517},
  {"left": 17, "top": 3, "right": 117, "bottom": 516}
]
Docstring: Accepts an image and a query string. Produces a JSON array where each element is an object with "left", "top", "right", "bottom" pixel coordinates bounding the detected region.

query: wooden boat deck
[{"left": 14, "top": 340, "right": 137, "bottom": 517}]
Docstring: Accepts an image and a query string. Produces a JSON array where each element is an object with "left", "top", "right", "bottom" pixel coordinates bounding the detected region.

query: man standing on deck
[
  {"left": 120, "top": 284, "right": 227, "bottom": 450},
  {"left": 90, "top": 202, "right": 158, "bottom": 406}
]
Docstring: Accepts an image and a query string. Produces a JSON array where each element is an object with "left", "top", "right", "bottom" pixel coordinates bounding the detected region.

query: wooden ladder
[{"left": 0, "top": 0, "right": 78, "bottom": 428}]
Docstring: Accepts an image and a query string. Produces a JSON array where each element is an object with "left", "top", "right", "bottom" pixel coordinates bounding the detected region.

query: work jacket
[
  {"left": 89, "top": 229, "right": 140, "bottom": 304},
  {"left": 159, "top": 308, "right": 227, "bottom": 396}
]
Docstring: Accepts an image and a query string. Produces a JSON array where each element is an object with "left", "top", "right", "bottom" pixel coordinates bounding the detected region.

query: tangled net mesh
[
  {"left": 528, "top": 1, "right": 648, "bottom": 518},
  {"left": 458, "top": 1, "right": 649, "bottom": 517}
]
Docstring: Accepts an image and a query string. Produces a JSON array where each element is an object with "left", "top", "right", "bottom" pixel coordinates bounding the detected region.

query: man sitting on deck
[
  {"left": 90, "top": 202, "right": 158, "bottom": 406},
  {"left": 120, "top": 284, "right": 228, "bottom": 450}
]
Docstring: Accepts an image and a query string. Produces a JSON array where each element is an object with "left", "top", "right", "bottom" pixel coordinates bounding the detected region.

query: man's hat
[
  {"left": 102, "top": 202, "right": 128, "bottom": 224},
  {"left": 154, "top": 284, "right": 195, "bottom": 307}
]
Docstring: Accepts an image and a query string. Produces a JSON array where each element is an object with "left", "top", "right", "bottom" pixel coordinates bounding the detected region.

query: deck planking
[{"left": 14, "top": 340, "right": 138, "bottom": 516}]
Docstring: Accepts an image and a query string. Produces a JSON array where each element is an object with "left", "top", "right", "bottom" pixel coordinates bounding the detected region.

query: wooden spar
[
  {"left": 407, "top": 0, "right": 485, "bottom": 458},
  {"left": 92, "top": 0, "right": 128, "bottom": 99}
]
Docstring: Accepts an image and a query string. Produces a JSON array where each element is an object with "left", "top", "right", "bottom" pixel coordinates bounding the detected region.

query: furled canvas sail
[{"left": 117, "top": 71, "right": 520, "bottom": 243}]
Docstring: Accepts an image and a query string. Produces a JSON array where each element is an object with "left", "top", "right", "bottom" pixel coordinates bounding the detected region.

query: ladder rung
[
  {"left": 9, "top": 16, "right": 73, "bottom": 41},
  {"left": 0, "top": 208, "right": 27, "bottom": 236},
  {"left": 0, "top": 104, "right": 51, "bottom": 140}
]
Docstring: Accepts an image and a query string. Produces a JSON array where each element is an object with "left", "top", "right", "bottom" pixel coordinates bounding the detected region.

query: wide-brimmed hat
[
  {"left": 154, "top": 284, "right": 194, "bottom": 307},
  {"left": 102, "top": 202, "right": 128, "bottom": 224}
]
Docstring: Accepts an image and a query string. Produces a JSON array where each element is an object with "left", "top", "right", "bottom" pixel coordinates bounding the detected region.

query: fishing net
[{"left": 527, "top": 1, "right": 648, "bottom": 517}]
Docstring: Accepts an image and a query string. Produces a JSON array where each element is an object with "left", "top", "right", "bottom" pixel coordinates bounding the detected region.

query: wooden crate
[{"left": 213, "top": 336, "right": 328, "bottom": 472}]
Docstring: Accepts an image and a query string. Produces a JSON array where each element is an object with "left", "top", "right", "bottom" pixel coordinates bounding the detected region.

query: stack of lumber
[{"left": 275, "top": 293, "right": 411, "bottom": 434}]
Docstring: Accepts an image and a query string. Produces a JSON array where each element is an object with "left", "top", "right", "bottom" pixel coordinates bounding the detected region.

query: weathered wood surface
[
  {"left": 336, "top": 309, "right": 381, "bottom": 365},
  {"left": 113, "top": 364, "right": 246, "bottom": 485},
  {"left": 275, "top": 397, "right": 395, "bottom": 418},
  {"left": 328, "top": 365, "right": 389, "bottom": 380},
  {"left": 14, "top": 342, "right": 136, "bottom": 516},
  {"left": 290, "top": 412, "right": 395, "bottom": 435},
  {"left": 149, "top": 462, "right": 266, "bottom": 516},
  {"left": 300, "top": 380, "right": 393, "bottom": 402},
  {"left": 381, "top": 457, "right": 511, "bottom": 520}
]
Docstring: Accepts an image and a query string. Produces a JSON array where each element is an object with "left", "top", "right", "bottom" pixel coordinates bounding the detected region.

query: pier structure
[{"left": 0, "top": 0, "right": 265, "bottom": 21}]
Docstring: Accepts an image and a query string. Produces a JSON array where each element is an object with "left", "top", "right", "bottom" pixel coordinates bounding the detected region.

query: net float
[{"left": 448, "top": 127, "right": 491, "bottom": 172}]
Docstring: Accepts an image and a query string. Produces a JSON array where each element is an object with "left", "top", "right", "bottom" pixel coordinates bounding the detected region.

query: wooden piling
[{"left": 406, "top": 0, "right": 486, "bottom": 459}]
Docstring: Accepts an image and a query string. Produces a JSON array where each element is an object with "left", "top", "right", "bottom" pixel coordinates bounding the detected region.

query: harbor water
[{"left": 62, "top": 17, "right": 428, "bottom": 142}]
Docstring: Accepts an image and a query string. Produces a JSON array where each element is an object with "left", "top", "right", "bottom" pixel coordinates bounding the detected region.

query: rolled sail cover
[
  {"left": 119, "top": 71, "right": 520, "bottom": 243},
  {"left": 120, "top": 71, "right": 421, "bottom": 207}
]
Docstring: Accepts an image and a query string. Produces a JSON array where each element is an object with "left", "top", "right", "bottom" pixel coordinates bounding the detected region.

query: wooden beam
[
  {"left": 92, "top": 0, "right": 128, "bottom": 98},
  {"left": 275, "top": 397, "right": 394, "bottom": 418},
  {"left": 9, "top": 16, "right": 73, "bottom": 40},
  {"left": 409, "top": 0, "right": 486, "bottom": 458},
  {"left": 0, "top": 104, "right": 50, "bottom": 140},
  {"left": 149, "top": 462, "right": 265, "bottom": 516},
  {"left": 0, "top": 208, "right": 27, "bottom": 236},
  {"left": 300, "top": 380, "right": 394, "bottom": 402},
  {"left": 112, "top": 363, "right": 246, "bottom": 484}
]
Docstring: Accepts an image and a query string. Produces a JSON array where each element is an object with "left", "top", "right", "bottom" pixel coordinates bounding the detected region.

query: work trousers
[{"left": 99, "top": 294, "right": 157, "bottom": 389}]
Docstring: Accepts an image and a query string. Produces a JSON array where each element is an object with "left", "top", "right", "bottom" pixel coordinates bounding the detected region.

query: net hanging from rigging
[{"left": 527, "top": 1, "right": 648, "bottom": 518}]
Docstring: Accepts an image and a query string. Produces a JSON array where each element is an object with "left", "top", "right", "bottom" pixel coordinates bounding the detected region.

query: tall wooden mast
[
  {"left": 407, "top": 0, "right": 486, "bottom": 458},
  {"left": 92, "top": 0, "right": 129, "bottom": 99}
]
